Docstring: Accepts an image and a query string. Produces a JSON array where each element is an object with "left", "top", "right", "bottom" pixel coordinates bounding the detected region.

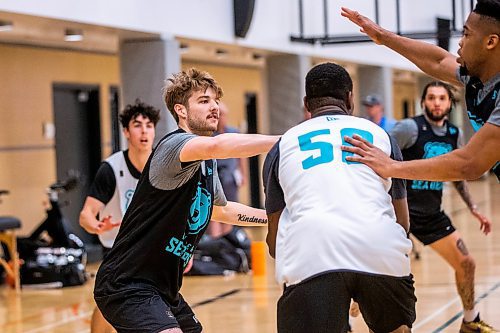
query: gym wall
[{"left": 0, "top": 44, "right": 119, "bottom": 234}]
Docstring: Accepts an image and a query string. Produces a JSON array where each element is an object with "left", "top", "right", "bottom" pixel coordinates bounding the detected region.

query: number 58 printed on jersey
[{"left": 298, "top": 127, "right": 373, "bottom": 170}]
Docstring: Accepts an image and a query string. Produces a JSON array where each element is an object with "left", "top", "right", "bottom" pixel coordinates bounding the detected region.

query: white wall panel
[{"left": 0, "top": 0, "right": 466, "bottom": 69}]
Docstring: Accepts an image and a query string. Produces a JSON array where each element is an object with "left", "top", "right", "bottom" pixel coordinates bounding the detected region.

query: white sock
[{"left": 463, "top": 309, "right": 479, "bottom": 322}]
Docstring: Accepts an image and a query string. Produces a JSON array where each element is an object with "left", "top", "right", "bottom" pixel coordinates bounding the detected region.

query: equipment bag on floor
[
  {"left": 186, "top": 226, "right": 252, "bottom": 276},
  {"left": 18, "top": 233, "right": 87, "bottom": 288}
]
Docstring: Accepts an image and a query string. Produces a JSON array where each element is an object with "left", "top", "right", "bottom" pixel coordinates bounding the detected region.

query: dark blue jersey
[
  {"left": 459, "top": 67, "right": 500, "bottom": 180},
  {"left": 402, "top": 115, "right": 459, "bottom": 217},
  {"left": 95, "top": 129, "right": 220, "bottom": 304}
]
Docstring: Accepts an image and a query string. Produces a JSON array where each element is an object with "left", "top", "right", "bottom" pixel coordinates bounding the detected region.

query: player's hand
[
  {"left": 80, "top": 216, "right": 102, "bottom": 234},
  {"left": 96, "top": 215, "right": 121, "bottom": 234},
  {"left": 340, "top": 7, "right": 386, "bottom": 45},
  {"left": 341, "top": 134, "right": 397, "bottom": 178},
  {"left": 471, "top": 208, "right": 491, "bottom": 235}
]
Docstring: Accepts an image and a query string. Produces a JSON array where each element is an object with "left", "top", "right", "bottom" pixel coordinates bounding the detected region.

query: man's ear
[
  {"left": 174, "top": 104, "right": 187, "bottom": 120},
  {"left": 303, "top": 96, "right": 309, "bottom": 112},
  {"left": 486, "top": 33, "right": 499, "bottom": 50},
  {"left": 346, "top": 91, "right": 354, "bottom": 112},
  {"left": 122, "top": 127, "right": 130, "bottom": 139}
]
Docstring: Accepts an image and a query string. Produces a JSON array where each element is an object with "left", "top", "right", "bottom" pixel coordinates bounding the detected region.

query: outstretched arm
[
  {"left": 180, "top": 133, "right": 279, "bottom": 162},
  {"left": 453, "top": 181, "right": 491, "bottom": 234},
  {"left": 341, "top": 7, "right": 460, "bottom": 85},
  {"left": 79, "top": 197, "right": 120, "bottom": 234},
  {"left": 211, "top": 201, "right": 268, "bottom": 227},
  {"left": 341, "top": 123, "right": 500, "bottom": 181}
]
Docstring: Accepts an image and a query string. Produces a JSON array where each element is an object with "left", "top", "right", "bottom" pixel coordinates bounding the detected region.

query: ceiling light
[
  {"left": 0, "top": 20, "right": 13, "bottom": 32},
  {"left": 64, "top": 28, "right": 83, "bottom": 42}
]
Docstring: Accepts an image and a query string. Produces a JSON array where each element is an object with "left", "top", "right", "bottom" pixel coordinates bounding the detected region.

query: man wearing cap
[{"left": 363, "top": 94, "right": 397, "bottom": 132}]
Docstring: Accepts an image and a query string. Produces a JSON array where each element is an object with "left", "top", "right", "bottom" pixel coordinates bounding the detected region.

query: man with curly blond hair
[{"left": 94, "top": 68, "right": 279, "bottom": 333}]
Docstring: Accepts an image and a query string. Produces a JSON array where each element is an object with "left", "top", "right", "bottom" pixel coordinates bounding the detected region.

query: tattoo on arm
[
  {"left": 237, "top": 214, "right": 267, "bottom": 224},
  {"left": 456, "top": 238, "right": 469, "bottom": 256},
  {"left": 453, "top": 181, "right": 476, "bottom": 211}
]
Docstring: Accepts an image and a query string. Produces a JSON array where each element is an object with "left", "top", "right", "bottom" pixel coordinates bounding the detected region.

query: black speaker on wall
[{"left": 234, "top": 0, "right": 255, "bottom": 38}]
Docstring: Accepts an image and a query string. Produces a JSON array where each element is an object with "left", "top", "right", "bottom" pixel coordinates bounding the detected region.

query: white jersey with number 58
[{"left": 275, "top": 115, "right": 411, "bottom": 286}]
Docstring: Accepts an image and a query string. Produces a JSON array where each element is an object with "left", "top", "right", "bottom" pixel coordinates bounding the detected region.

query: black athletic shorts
[
  {"left": 410, "top": 211, "right": 455, "bottom": 245},
  {"left": 277, "top": 271, "right": 416, "bottom": 333},
  {"left": 95, "top": 284, "right": 202, "bottom": 333},
  {"left": 102, "top": 246, "right": 111, "bottom": 260}
]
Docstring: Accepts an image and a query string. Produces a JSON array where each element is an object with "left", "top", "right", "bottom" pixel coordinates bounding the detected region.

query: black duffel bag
[
  {"left": 19, "top": 233, "right": 87, "bottom": 288},
  {"left": 186, "top": 226, "right": 252, "bottom": 276}
]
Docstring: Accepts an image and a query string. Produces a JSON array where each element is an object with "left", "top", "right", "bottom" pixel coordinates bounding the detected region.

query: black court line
[
  {"left": 191, "top": 288, "right": 241, "bottom": 308},
  {"left": 431, "top": 281, "right": 500, "bottom": 333}
]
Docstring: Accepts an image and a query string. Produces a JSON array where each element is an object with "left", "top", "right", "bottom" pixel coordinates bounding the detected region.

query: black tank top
[
  {"left": 464, "top": 74, "right": 500, "bottom": 179},
  {"left": 402, "top": 115, "right": 459, "bottom": 217},
  {"left": 95, "top": 129, "right": 215, "bottom": 304}
]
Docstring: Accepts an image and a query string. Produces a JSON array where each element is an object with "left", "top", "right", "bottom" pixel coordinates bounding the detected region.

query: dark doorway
[
  {"left": 110, "top": 86, "right": 121, "bottom": 153},
  {"left": 402, "top": 100, "right": 411, "bottom": 119},
  {"left": 245, "top": 93, "right": 262, "bottom": 208},
  {"left": 53, "top": 84, "right": 101, "bottom": 244}
]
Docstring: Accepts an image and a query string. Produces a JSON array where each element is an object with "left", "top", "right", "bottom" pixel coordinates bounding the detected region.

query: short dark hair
[
  {"left": 119, "top": 99, "right": 161, "bottom": 128},
  {"left": 305, "top": 62, "right": 353, "bottom": 111},
  {"left": 473, "top": 0, "right": 500, "bottom": 22},
  {"left": 420, "top": 81, "right": 456, "bottom": 110}
]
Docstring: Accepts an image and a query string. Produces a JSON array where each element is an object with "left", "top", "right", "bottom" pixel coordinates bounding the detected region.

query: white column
[
  {"left": 266, "top": 54, "right": 311, "bottom": 134},
  {"left": 120, "top": 37, "right": 181, "bottom": 147},
  {"left": 358, "top": 65, "right": 394, "bottom": 119}
]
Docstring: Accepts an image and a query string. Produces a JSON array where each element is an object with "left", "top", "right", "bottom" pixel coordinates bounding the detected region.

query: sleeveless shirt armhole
[
  {"left": 88, "top": 162, "right": 117, "bottom": 205},
  {"left": 388, "top": 135, "right": 407, "bottom": 200},
  {"left": 263, "top": 141, "right": 286, "bottom": 214},
  {"left": 150, "top": 132, "right": 201, "bottom": 190},
  {"left": 213, "top": 166, "right": 228, "bottom": 206}
]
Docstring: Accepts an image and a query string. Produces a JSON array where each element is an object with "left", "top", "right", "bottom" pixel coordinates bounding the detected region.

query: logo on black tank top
[
  {"left": 467, "top": 111, "right": 485, "bottom": 132},
  {"left": 411, "top": 142, "right": 453, "bottom": 191},
  {"left": 188, "top": 182, "right": 212, "bottom": 234},
  {"left": 164, "top": 182, "right": 212, "bottom": 266},
  {"left": 422, "top": 142, "right": 452, "bottom": 159}
]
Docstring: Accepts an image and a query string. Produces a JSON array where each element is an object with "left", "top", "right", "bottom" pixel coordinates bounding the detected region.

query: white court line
[
  {"left": 23, "top": 310, "right": 92, "bottom": 333},
  {"left": 413, "top": 296, "right": 461, "bottom": 331}
]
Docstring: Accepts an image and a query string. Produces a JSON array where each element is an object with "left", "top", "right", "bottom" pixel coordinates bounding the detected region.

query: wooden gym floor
[{"left": 1, "top": 175, "right": 499, "bottom": 333}]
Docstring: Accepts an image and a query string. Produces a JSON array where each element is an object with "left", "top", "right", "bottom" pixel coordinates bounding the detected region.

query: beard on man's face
[
  {"left": 187, "top": 116, "right": 217, "bottom": 136},
  {"left": 424, "top": 106, "right": 450, "bottom": 122}
]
